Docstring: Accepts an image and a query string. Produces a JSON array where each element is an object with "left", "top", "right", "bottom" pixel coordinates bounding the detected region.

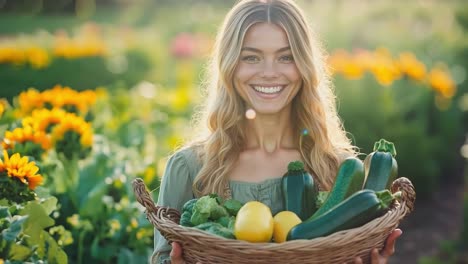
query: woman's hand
[
  {"left": 170, "top": 242, "right": 202, "bottom": 264},
  {"left": 354, "top": 229, "right": 403, "bottom": 264},
  {"left": 169, "top": 242, "right": 185, "bottom": 264}
]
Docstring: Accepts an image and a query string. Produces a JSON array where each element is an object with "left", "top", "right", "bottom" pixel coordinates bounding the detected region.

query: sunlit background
[{"left": 0, "top": 0, "right": 467, "bottom": 263}]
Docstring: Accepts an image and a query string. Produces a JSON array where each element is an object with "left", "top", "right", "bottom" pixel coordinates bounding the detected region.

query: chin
[{"left": 250, "top": 107, "right": 284, "bottom": 115}]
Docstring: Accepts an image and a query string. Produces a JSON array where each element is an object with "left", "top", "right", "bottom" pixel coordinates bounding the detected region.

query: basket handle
[
  {"left": 390, "top": 177, "right": 416, "bottom": 214},
  {"left": 133, "top": 178, "right": 182, "bottom": 226},
  {"left": 132, "top": 178, "right": 160, "bottom": 216}
]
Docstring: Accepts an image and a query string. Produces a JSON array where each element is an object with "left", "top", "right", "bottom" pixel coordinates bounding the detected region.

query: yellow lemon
[
  {"left": 273, "top": 211, "right": 302, "bottom": 243},
  {"left": 234, "top": 201, "right": 274, "bottom": 243}
]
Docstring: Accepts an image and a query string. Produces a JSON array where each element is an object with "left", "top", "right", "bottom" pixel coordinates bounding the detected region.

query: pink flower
[{"left": 170, "top": 32, "right": 196, "bottom": 59}]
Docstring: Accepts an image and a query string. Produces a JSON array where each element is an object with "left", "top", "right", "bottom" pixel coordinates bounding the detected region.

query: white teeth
[{"left": 253, "top": 86, "right": 282, "bottom": 94}]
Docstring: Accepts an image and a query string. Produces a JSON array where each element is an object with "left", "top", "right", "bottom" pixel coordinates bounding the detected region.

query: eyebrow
[{"left": 240, "top": 46, "right": 291, "bottom": 53}]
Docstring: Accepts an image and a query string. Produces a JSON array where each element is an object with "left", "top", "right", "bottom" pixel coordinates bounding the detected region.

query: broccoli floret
[
  {"left": 193, "top": 222, "right": 213, "bottom": 231},
  {"left": 193, "top": 196, "right": 218, "bottom": 215},
  {"left": 215, "top": 216, "right": 231, "bottom": 228},
  {"left": 209, "top": 193, "right": 224, "bottom": 205},
  {"left": 210, "top": 205, "right": 229, "bottom": 220},
  {"left": 190, "top": 210, "right": 210, "bottom": 226},
  {"left": 190, "top": 195, "right": 233, "bottom": 225},
  {"left": 182, "top": 198, "right": 198, "bottom": 214},
  {"left": 179, "top": 211, "right": 193, "bottom": 227},
  {"left": 227, "top": 216, "right": 236, "bottom": 230},
  {"left": 222, "top": 199, "right": 243, "bottom": 216},
  {"left": 216, "top": 216, "right": 236, "bottom": 230},
  {"left": 207, "top": 223, "right": 236, "bottom": 239},
  {"left": 194, "top": 222, "right": 235, "bottom": 239}
]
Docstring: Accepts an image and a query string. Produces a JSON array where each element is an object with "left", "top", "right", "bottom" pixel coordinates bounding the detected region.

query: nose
[{"left": 261, "top": 60, "right": 279, "bottom": 78}]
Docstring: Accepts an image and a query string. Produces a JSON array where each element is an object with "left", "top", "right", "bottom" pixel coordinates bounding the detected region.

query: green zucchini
[
  {"left": 309, "top": 157, "right": 364, "bottom": 220},
  {"left": 286, "top": 189, "right": 395, "bottom": 240},
  {"left": 364, "top": 139, "right": 398, "bottom": 191},
  {"left": 281, "top": 161, "right": 318, "bottom": 221}
]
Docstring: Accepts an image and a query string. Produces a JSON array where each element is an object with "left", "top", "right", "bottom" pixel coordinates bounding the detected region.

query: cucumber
[
  {"left": 364, "top": 139, "right": 398, "bottom": 191},
  {"left": 309, "top": 157, "right": 364, "bottom": 220},
  {"left": 287, "top": 189, "right": 394, "bottom": 240},
  {"left": 281, "top": 161, "right": 318, "bottom": 221}
]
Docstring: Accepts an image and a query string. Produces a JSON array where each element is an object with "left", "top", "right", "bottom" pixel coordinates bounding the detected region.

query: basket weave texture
[{"left": 133, "top": 177, "right": 415, "bottom": 264}]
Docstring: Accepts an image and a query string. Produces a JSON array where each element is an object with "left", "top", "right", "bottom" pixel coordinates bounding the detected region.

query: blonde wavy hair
[{"left": 188, "top": 0, "right": 356, "bottom": 197}]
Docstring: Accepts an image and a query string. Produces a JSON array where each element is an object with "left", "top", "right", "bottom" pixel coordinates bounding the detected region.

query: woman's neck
[{"left": 244, "top": 108, "right": 296, "bottom": 154}]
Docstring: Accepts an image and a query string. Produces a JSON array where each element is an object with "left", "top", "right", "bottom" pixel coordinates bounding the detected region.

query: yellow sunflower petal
[{"left": 27, "top": 174, "right": 43, "bottom": 190}]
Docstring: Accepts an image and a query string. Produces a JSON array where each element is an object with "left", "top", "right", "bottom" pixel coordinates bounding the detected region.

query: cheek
[
  {"left": 284, "top": 65, "right": 301, "bottom": 82},
  {"left": 234, "top": 65, "right": 258, "bottom": 99},
  {"left": 284, "top": 65, "right": 302, "bottom": 100},
  {"left": 235, "top": 64, "right": 257, "bottom": 83}
]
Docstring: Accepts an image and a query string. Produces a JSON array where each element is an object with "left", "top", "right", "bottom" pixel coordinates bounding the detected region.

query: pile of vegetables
[
  {"left": 177, "top": 138, "right": 401, "bottom": 243},
  {"left": 179, "top": 194, "right": 242, "bottom": 239},
  {"left": 286, "top": 138, "right": 400, "bottom": 241}
]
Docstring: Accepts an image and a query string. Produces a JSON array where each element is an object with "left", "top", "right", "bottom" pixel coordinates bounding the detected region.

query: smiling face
[{"left": 234, "top": 22, "right": 302, "bottom": 116}]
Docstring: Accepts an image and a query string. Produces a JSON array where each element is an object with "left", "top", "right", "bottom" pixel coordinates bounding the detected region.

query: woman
[{"left": 153, "top": 0, "right": 402, "bottom": 263}]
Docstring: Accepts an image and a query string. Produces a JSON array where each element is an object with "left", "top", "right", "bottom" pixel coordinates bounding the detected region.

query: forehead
[{"left": 242, "top": 22, "right": 290, "bottom": 50}]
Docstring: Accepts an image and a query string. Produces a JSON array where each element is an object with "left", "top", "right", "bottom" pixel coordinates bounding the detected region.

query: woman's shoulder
[
  {"left": 172, "top": 144, "right": 202, "bottom": 163},
  {"left": 169, "top": 145, "right": 203, "bottom": 177}
]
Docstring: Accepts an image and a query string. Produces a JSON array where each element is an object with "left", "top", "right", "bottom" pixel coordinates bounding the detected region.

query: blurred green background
[{"left": 0, "top": 0, "right": 467, "bottom": 263}]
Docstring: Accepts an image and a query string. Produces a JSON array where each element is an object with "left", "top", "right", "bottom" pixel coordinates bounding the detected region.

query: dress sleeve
[{"left": 151, "top": 151, "right": 195, "bottom": 264}]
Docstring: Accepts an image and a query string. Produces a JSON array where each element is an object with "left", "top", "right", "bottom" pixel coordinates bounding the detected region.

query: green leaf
[
  {"left": 20, "top": 202, "right": 55, "bottom": 246},
  {"left": 40, "top": 196, "right": 58, "bottom": 215},
  {"left": 9, "top": 243, "right": 32, "bottom": 261},
  {"left": 0, "top": 206, "right": 10, "bottom": 218},
  {"left": 1, "top": 215, "right": 28, "bottom": 242},
  {"left": 43, "top": 230, "right": 68, "bottom": 264},
  {"left": 316, "top": 191, "right": 330, "bottom": 209},
  {"left": 91, "top": 237, "right": 119, "bottom": 260},
  {"left": 0, "top": 198, "right": 9, "bottom": 206},
  {"left": 78, "top": 181, "right": 108, "bottom": 218},
  {"left": 34, "top": 186, "right": 53, "bottom": 200}
]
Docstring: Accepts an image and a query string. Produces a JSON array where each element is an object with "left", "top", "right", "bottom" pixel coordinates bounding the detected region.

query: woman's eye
[
  {"left": 279, "top": 55, "right": 294, "bottom": 62},
  {"left": 241, "top": 55, "right": 259, "bottom": 63}
]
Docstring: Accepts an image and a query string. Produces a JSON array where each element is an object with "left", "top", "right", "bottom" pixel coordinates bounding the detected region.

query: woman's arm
[{"left": 152, "top": 150, "right": 196, "bottom": 264}]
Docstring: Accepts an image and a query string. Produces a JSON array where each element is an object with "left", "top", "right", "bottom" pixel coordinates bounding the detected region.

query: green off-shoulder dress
[{"left": 152, "top": 147, "right": 285, "bottom": 264}]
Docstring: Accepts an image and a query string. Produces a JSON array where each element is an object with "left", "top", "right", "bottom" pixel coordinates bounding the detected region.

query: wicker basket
[{"left": 133, "top": 177, "right": 415, "bottom": 264}]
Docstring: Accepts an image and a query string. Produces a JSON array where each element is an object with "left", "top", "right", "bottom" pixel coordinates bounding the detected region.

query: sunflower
[
  {"left": 41, "top": 85, "right": 97, "bottom": 115},
  {"left": 428, "top": 66, "right": 456, "bottom": 99},
  {"left": 51, "top": 113, "right": 93, "bottom": 159},
  {"left": 17, "top": 86, "right": 97, "bottom": 117},
  {"left": 17, "top": 88, "right": 44, "bottom": 115},
  {"left": 23, "top": 108, "right": 67, "bottom": 133},
  {"left": 0, "top": 150, "right": 43, "bottom": 190},
  {"left": 3, "top": 125, "right": 51, "bottom": 150},
  {"left": 397, "top": 52, "right": 426, "bottom": 82}
]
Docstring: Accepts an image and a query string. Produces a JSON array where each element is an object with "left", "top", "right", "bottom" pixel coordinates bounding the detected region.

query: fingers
[
  {"left": 354, "top": 256, "right": 363, "bottom": 264},
  {"left": 381, "top": 229, "right": 402, "bottom": 258},
  {"left": 370, "top": 248, "right": 381, "bottom": 263},
  {"left": 355, "top": 230, "right": 402, "bottom": 264},
  {"left": 170, "top": 242, "right": 184, "bottom": 264}
]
